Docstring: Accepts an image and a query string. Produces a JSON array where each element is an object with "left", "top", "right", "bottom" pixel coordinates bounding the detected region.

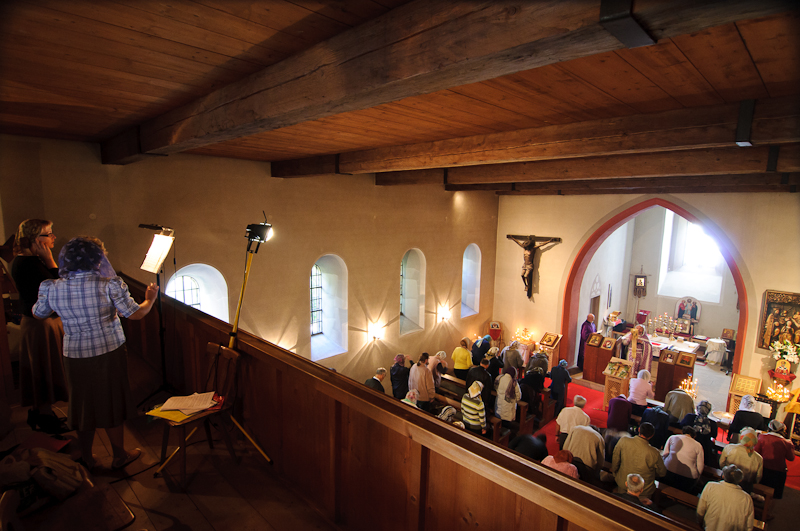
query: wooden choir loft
[{"left": 1, "top": 1, "right": 799, "bottom": 530}]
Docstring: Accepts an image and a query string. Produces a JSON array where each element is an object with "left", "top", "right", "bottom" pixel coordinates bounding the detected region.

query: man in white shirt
[
  {"left": 564, "top": 424, "right": 605, "bottom": 481},
  {"left": 697, "top": 464, "right": 754, "bottom": 531},
  {"left": 556, "top": 395, "right": 590, "bottom": 449}
]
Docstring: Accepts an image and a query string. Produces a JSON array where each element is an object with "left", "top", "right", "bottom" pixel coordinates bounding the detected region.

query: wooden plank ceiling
[{"left": 1, "top": 1, "right": 798, "bottom": 195}]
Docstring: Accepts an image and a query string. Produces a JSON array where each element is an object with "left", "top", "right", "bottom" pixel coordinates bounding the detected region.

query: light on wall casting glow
[
  {"left": 438, "top": 305, "right": 451, "bottom": 322},
  {"left": 368, "top": 322, "right": 384, "bottom": 341}
]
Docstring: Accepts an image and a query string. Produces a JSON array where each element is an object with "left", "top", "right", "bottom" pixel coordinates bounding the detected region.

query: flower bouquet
[{"left": 768, "top": 339, "right": 799, "bottom": 383}]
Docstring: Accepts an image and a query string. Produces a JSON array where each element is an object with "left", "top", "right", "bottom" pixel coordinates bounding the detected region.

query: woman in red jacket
[{"left": 754, "top": 419, "right": 795, "bottom": 499}]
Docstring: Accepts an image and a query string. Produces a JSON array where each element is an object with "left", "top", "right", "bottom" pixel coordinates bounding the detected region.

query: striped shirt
[
  {"left": 461, "top": 394, "right": 486, "bottom": 430},
  {"left": 33, "top": 273, "right": 140, "bottom": 359}
]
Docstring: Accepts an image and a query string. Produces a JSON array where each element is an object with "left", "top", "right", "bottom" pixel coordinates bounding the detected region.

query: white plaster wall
[
  {"left": 494, "top": 193, "right": 800, "bottom": 386},
  {"left": 0, "top": 135, "right": 499, "bottom": 387},
  {"left": 574, "top": 220, "right": 632, "bottom": 361}
]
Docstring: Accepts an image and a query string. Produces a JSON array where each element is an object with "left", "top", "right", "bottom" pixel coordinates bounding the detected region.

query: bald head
[{"left": 587, "top": 314, "right": 595, "bottom": 323}]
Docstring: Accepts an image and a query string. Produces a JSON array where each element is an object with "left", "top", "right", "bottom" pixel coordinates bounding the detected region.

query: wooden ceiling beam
[
  {"left": 271, "top": 155, "right": 339, "bottom": 178},
  {"left": 498, "top": 184, "right": 796, "bottom": 195},
  {"left": 103, "top": 0, "right": 795, "bottom": 163},
  {"left": 445, "top": 173, "right": 799, "bottom": 192},
  {"left": 446, "top": 144, "right": 800, "bottom": 184},
  {"left": 337, "top": 96, "right": 800, "bottom": 173},
  {"left": 375, "top": 169, "right": 445, "bottom": 186}
]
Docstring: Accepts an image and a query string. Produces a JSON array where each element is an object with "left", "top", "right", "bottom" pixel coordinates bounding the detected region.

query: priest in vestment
[
  {"left": 615, "top": 324, "right": 653, "bottom": 375},
  {"left": 577, "top": 313, "right": 595, "bottom": 370}
]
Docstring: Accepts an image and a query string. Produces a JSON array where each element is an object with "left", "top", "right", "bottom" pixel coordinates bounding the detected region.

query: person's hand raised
[
  {"left": 31, "top": 238, "right": 57, "bottom": 268},
  {"left": 145, "top": 283, "right": 159, "bottom": 302}
]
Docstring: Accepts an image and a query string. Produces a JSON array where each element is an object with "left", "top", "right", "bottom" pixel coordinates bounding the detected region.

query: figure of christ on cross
[{"left": 507, "top": 234, "right": 562, "bottom": 295}]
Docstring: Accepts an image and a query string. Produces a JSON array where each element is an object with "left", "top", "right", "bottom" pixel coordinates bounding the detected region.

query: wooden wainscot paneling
[{"left": 337, "top": 407, "right": 424, "bottom": 531}]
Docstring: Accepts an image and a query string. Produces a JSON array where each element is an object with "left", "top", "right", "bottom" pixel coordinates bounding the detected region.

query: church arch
[{"left": 560, "top": 198, "right": 748, "bottom": 376}]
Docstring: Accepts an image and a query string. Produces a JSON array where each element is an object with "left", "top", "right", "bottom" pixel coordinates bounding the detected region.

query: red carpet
[{"left": 534, "top": 380, "right": 800, "bottom": 492}]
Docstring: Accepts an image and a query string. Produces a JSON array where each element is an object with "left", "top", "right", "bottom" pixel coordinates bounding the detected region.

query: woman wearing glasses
[{"left": 11, "top": 219, "right": 69, "bottom": 433}]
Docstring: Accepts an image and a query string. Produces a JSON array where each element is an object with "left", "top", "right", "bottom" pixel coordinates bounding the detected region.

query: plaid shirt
[{"left": 33, "top": 273, "right": 140, "bottom": 358}]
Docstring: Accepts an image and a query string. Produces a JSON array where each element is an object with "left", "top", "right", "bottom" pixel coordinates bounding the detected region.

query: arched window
[
  {"left": 399, "top": 248, "right": 426, "bottom": 335},
  {"left": 310, "top": 255, "right": 348, "bottom": 361},
  {"left": 657, "top": 210, "right": 725, "bottom": 302},
  {"left": 461, "top": 243, "right": 481, "bottom": 317},
  {"left": 165, "top": 264, "right": 229, "bottom": 322},
  {"left": 166, "top": 275, "right": 200, "bottom": 309}
]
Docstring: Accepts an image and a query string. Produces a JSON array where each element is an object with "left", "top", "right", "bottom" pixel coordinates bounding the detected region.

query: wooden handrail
[{"left": 120, "top": 272, "right": 696, "bottom": 531}]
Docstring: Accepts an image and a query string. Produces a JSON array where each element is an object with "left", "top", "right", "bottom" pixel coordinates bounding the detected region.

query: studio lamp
[
  {"left": 229, "top": 217, "right": 274, "bottom": 349},
  {"left": 138, "top": 224, "right": 175, "bottom": 405}
]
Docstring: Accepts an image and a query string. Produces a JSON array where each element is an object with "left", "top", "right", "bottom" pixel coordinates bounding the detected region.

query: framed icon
[
  {"left": 676, "top": 353, "right": 696, "bottom": 368},
  {"left": 540, "top": 332, "right": 558, "bottom": 347},
  {"left": 587, "top": 333, "right": 603, "bottom": 347},
  {"left": 600, "top": 337, "right": 616, "bottom": 351},
  {"left": 660, "top": 350, "right": 676, "bottom": 365}
]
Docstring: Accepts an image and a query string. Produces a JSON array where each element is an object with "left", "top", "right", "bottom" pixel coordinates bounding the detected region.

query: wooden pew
[
  {"left": 434, "top": 394, "right": 510, "bottom": 447},
  {"left": 751, "top": 484, "right": 774, "bottom": 523}
]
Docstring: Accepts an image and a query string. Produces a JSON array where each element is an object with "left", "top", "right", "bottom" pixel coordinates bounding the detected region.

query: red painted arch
[{"left": 560, "top": 198, "right": 746, "bottom": 375}]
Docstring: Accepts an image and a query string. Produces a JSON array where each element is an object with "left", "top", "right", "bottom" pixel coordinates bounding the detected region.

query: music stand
[{"left": 137, "top": 224, "right": 174, "bottom": 406}]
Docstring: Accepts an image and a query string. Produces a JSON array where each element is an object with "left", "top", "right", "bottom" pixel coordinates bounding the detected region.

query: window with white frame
[
  {"left": 310, "top": 255, "right": 348, "bottom": 361},
  {"left": 165, "top": 264, "right": 229, "bottom": 322},
  {"left": 461, "top": 243, "right": 481, "bottom": 317},
  {"left": 399, "top": 248, "right": 426, "bottom": 335},
  {"left": 166, "top": 275, "right": 200, "bottom": 309},
  {"left": 310, "top": 264, "right": 322, "bottom": 335}
]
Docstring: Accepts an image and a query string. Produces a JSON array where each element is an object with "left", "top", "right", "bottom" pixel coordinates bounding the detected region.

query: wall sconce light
[
  {"left": 368, "top": 322, "right": 384, "bottom": 341},
  {"left": 438, "top": 305, "right": 451, "bottom": 322}
]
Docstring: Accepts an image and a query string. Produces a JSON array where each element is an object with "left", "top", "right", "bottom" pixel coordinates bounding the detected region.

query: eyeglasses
[{"left": 38, "top": 233, "right": 55, "bottom": 239}]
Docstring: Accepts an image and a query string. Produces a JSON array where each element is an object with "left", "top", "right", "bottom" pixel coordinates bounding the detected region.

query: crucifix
[{"left": 507, "top": 234, "right": 562, "bottom": 298}]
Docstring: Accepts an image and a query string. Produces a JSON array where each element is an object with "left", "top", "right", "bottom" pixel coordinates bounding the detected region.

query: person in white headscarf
[
  {"left": 428, "top": 351, "right": 447, "bottom": 388},
  {"left": 627, "top": 370, "right": 655, "bottom": 416},
  {"left": 726, "top": 395, "right": 766, "bottom": 443}
]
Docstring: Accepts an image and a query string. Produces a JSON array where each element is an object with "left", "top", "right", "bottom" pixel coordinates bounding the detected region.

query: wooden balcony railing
[{"left": 120, "top": 273, "right": 693, "bottom": 531}]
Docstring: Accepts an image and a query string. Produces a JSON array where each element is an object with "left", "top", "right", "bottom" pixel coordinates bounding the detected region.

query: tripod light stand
[
  {"left": 222, "top": 218, "right": 274, "bottom": 464},
  {"left": 138, "top": 224, "right": 175, "bottom": 406}
]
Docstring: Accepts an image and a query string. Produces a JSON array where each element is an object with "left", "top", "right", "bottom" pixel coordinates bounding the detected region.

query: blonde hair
[{"left": 14, "top": 219, "right": 52, "bottom": 255}]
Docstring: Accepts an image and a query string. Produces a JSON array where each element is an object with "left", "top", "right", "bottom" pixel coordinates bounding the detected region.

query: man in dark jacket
[
  {"left": 548, "top": 359, "right": 572, "bottom": 416},
  {"left": 465, "top": 358, "right": 494, "bottom": 412},
  {"left": 390, "top": 355, "right": 411, "bottom": 399},
  {"left": 471, "top": 335, "right": 492, "bottom": 365},
  {"left": 365, "top": 367, "right": 387, "bottom": 393}
]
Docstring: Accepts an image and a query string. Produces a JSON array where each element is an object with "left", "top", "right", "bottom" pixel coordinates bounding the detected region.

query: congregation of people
[{"left": 362, "top": 326, "right": 795, "bottom": 530}]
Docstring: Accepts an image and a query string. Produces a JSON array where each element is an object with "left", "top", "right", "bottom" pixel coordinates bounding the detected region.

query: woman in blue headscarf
[
  {"left": 471, "top": 334, "right": 492, "bottom": 365},
  {"left": 33, "top": 237, "right": 158, "bottom": 470}
]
